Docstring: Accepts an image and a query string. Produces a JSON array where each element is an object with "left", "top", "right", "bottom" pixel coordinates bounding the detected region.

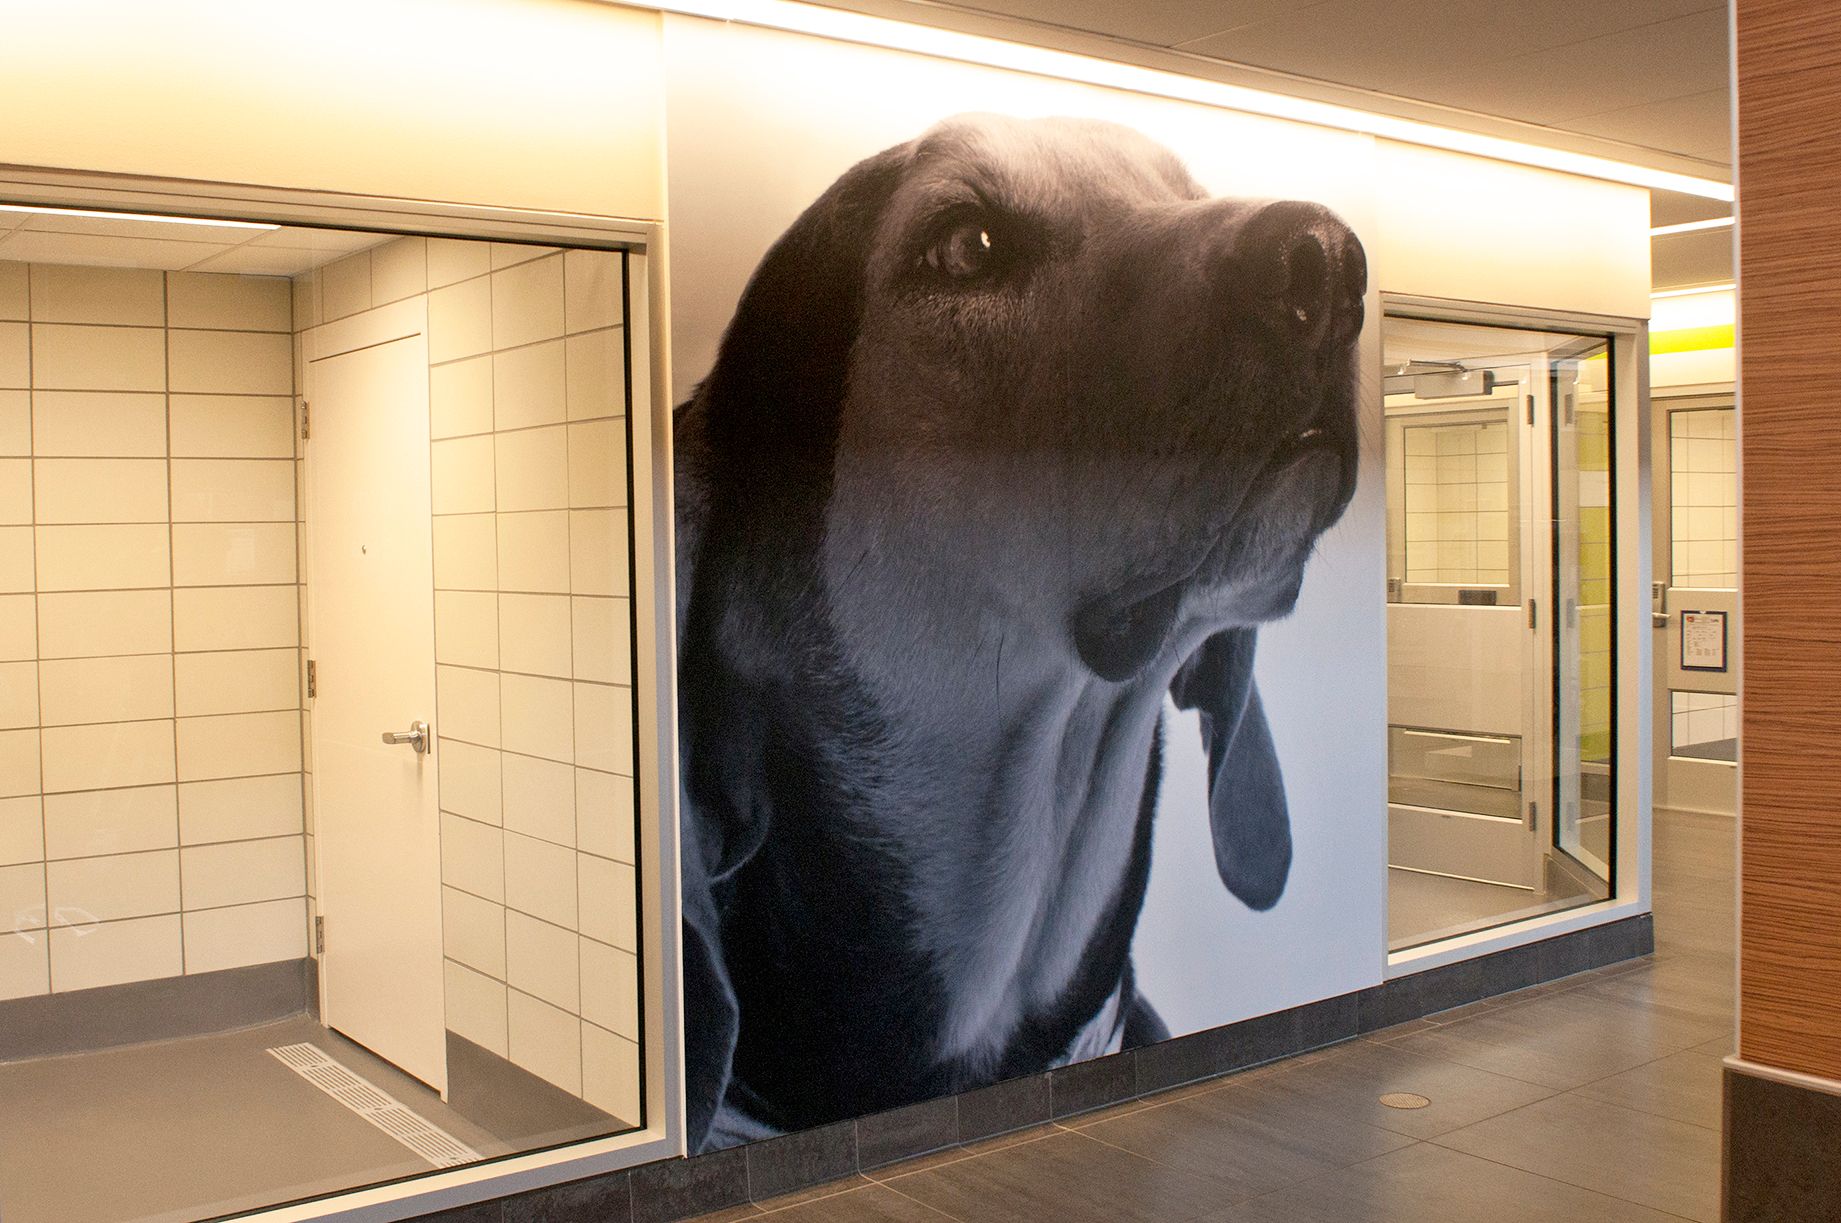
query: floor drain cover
[{"left": 1379, "top": 1092, "right": 1431, "bottom": 1110}]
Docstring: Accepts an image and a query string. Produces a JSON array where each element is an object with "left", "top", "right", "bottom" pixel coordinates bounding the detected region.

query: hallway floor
[{"left": 692, "top": 807, "right": 1734, "bottom": 1223}]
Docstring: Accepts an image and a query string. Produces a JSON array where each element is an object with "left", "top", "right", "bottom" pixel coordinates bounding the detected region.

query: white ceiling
[
  {"left": 0, "top": 209, "right": 392, "bottom": 277},
  {"left": 807, "top": 0, "right": 1735, "bottom": 288},
  {"left": 867, "top": 0, "right": 1732, "bottom": 169}
]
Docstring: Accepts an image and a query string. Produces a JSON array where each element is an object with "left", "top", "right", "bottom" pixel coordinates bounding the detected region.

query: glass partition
[{"left": 0, "top": 212, "right": 648, "bottom": 1223}]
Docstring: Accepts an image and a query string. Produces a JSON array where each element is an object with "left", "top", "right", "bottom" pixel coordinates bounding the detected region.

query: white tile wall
[
  {"left": 300, "top": 238, "right": 639, "bottom": 1117},
  {"left": 287, "top": 238, "right": 638, "bottom": 1117},
  {"left": 1402, "top": 419, "right": 1511, "bottom": 586},
  {"left": 0, "top": 260, "right": 309, "bottom": 1000}
]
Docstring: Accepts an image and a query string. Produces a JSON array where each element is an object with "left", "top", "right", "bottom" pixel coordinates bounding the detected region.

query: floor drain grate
[
  {"left": 268, "top": 1042, "right": 481, "bottom": 1168},
  {"left": 1379, "top": 1092, "right": 1432, "bottom": 1110}
]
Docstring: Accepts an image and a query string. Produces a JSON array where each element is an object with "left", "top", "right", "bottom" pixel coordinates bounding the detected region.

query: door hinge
[
  {"left": 1526, "top": 800, "right": 1538, "bottom": 831},
  {"left": 314, "top": 915, "right": 325, "bottom": 955},
  {"left": 1526, "top": 394, "right": 1535, "bottom": 426},
  {"left": 306, "top": 659, "right": 317, "bottom": 699},
  {"left": 300, "top": 399, "right": 310, "bottom": 441},
  {"left": 1528, "top": 598, "right": 1538, "bottom": 630}
]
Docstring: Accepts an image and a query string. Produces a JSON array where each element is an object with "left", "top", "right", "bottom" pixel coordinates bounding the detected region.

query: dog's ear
[
  {"left": 675, "top": 144, "right": 916, "bottom": 1145},
  {"left": 1169, "top": 628, "right": 1292, "bottom": 910}
]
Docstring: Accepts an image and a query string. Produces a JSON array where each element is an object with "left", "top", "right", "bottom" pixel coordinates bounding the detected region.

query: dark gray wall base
[
  {"left": 1724, "top": 1063, "right": 1841, "bottom": 1221},
  {"left": 0, "top": 957, "right": 314, "bottom": 1063},
  {"left": 414, "top": 912, "right": 1652, "bottom": 1223},
  {"left": 447, "top": 1033, "right": 619, "bottom": 1150}
]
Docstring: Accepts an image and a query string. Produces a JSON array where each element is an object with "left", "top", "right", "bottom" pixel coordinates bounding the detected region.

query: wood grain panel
[{"left": 1737, "top": 0, "right": 1841, "bottom": 1081}]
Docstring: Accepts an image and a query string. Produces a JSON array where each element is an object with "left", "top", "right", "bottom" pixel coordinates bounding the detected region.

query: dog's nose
[{"left": 1230, "top": 201, "right": 1366, "bottom": 347}]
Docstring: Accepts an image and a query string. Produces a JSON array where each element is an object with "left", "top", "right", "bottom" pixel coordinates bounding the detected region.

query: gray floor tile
[
  {"left": 883, "top": 1128, "right": 1235, "bottom": 1223},
  {"left": 0, "top": 1016, "right": 501, "bottom": 1223},
  {"left": 1206, "top": 1141, "right": 1694, "bottom": 1223},
  {"left": 1571, "top": 1047, "right": 1727, "bottom": 1130},
  {"left": 1371, "top": 1001, "right": 1668, "bottom": 1090},
  {"left": 1076, "top": 1074, "right": 1415, "bottom": 1197},
  {"left": 756, "top": 1182, "right": 959, "bottom": 1221},
  {"left": 1432, "top": 1092, "right": 1722, "bottom": 1222},
  {"left": 1245, "top": 1039, "right": 1559, "bottom": 1139}
]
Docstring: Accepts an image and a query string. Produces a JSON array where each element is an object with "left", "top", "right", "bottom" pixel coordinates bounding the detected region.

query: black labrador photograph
[{"left": 674, "top": 113, "right": 1366, "bottom": 1150}]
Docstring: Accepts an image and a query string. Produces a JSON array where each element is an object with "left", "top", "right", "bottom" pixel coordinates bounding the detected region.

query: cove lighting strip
[
  {"left": 644, "top": 0, "right": 1734, "bottom": 202},
  {"left": 1651, "top": 282, "right": 1735, "bottom": 299},
  {"left": 1650, "top": 216, "right": 1735, "bottom": 237},
  {"left": 0, "top": 203, "right": 278, "bottom": 230}
]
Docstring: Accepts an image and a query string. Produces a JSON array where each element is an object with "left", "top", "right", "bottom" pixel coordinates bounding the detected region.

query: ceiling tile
[
  {"left": 947, "top": 0, "right": 1336, "bottom": 48},
  {"left": 1398, "top": 9, "right": 1729, "bottom": 130},
  {"left": 0, "top": 229, "right": 234, "bottom": 271},
  {"left": 246, "top": 227, "right": 393, "bottom": 255},
  {"left": 181, "top": 245, "right": 343, "bottom": 276},
  {"left": 16, "top": 212, "right": 261, "bottom": 244},
  {"left": 1651, "top": 188, "right": 1732, "bottom": 229},
  {"left": 1177, "top": 0, "right": 1722, "bottom": 95},
  {"left": 1569, "top": 88, "right": 1732, "bottom": 165},
  {"left": 1652, "top": 226, "right": 1733, "bottom": 289}
]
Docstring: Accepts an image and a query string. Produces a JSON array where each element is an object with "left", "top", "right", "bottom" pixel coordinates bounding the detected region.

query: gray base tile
[{"left": 1724, "top": 1065, "right": 1841, "bottom": 1223}]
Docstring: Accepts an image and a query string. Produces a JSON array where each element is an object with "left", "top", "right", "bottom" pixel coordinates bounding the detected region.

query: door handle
[
  {"left": 381, "top": 720, "right": 430, "bottom": 754},
  {"left": 1652, "top": 612, "right": 1671, "bottom": 628}
]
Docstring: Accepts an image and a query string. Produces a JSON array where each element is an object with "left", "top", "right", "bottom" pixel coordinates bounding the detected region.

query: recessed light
[{"left": 0, "top": 203, "right": 278, "bottom": 231}]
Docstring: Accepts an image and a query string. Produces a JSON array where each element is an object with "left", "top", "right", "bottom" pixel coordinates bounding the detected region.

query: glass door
[
  {"left": 1384, "top": 316, "right": 1616, "bottom": 951},
  {"left": 1550, "top": 341, "right": 1617, "bottom": 884}
]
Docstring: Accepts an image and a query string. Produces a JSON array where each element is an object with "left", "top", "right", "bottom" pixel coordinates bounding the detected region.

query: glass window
[{"left": 0, "top": 213, "right": 647, "bottom": 1223}]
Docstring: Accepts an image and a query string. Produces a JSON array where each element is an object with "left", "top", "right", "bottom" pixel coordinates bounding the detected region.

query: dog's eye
[{"left": 925, "top": 222, "right": 994, "bottom": 279}]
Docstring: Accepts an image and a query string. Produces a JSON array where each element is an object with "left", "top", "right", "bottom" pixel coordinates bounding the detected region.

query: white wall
[{"left": 0, "top": 0, "right": 666, "bottom": 221}]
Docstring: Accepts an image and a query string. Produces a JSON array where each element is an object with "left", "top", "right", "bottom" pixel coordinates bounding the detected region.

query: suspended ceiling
[
  {"left": 0, "top": 209, "right": 389, "bottom": 277},
  {"left": 805, "top": 0, "right": 1735, "bottom": 289}
]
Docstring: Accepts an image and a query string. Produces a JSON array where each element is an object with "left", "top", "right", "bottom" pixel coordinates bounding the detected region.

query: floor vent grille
[{"left": 267, "top": 1042, "right": 480, "bottom": 1168}]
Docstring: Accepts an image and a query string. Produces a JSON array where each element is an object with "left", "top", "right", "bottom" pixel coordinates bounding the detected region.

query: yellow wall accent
[
  {"left": 0, "top": 0, "right": 666, "bottom": 221},
  {"left": 1651, "top": 324, "right": 1737, "bottom": 355}
]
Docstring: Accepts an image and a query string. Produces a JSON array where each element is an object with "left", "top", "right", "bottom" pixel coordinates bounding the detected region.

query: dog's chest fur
[{"left": 711, "top": 610, "right": 1165, "bottom": 1124}]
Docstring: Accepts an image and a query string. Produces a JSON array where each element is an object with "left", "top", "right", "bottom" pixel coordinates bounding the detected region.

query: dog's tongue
[{"left": 1073, "top": 583, "right": 1184, "bottom": 682}]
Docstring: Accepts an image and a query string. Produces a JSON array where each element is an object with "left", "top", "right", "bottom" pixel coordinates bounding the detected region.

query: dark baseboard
[
  {"left": 1724, "top": 1062, "right": 1841, "bottom": 1221},
  {"left": 0, "top": 957, "right": 315, "bottom": 1063},
  {"left": 446, "top": 1032, "right": 620, "bottom": 1150},
  {"left": 412, "top": 911, "right": 1653, "bottom": 1223}
]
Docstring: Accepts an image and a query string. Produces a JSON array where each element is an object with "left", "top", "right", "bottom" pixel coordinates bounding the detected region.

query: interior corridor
[{"left": 674, "top": 808, "right": 1732, "bottom": 1223}]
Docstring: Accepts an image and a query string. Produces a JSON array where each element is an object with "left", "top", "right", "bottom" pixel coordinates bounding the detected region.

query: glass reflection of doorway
[{"left": 1383, "top": 316, "right": 1615, "bottom": 952}]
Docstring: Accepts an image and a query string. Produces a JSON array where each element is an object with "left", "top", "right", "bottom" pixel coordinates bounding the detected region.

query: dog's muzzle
[{"left": 1222, "top": 200, "right": 1366, "bottom": 352}]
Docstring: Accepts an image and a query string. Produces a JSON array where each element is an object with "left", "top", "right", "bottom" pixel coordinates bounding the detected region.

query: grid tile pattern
[
  {"left": 1402, "top": 421, "right": 1511, "bottom": 586},
  {"left": 294, "top": 238, "right": 639, "bottom": 1123},
  {"left": 0, "top": 261, "right": 308, "bottom": 1005},
  {"left": 1668, "top": 407, "right": 1737, "bottom": 750}
]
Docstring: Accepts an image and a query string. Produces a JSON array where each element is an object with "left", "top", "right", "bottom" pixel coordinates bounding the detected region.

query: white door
[{"left": 305, "top": 300, "right": 446, "bottom": 1094}]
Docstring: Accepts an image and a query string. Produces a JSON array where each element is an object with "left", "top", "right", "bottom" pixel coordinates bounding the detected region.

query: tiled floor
[
  {"left": 0, "top": 1015, "right": 510, "bottom": 1223},
  {"left": 693, "top": 807, "right": 1734, "bottom": 1223}
]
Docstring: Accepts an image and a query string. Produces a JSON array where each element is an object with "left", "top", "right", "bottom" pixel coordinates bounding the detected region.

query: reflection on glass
[{"left": 1383, "top": 316, "right": 1616, "bottom": 952}]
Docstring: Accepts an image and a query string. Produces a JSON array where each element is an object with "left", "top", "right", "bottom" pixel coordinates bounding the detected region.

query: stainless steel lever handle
[{"left": 381, "top": 720, "right": 430, "bottom": 754}]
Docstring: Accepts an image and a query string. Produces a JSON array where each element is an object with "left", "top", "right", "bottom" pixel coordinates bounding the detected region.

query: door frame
[
  {"left": 1381, "top": 294, "right": 1652, "bottom": 979},
  {"left": 0, "top": 163, "right": 687, "bottom": 1213}
]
